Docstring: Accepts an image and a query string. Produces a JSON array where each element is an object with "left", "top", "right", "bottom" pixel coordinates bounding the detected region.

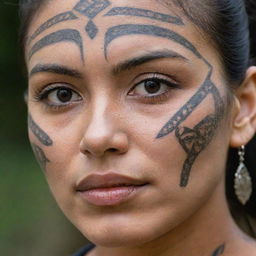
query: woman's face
[{"left": 26, "top": 0, "right": 232, "bottom": 247}]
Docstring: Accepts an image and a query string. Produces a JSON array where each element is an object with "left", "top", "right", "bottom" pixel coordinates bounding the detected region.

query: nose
[{"left": 79, "top": 106, "right": 129, "bottom": 158}]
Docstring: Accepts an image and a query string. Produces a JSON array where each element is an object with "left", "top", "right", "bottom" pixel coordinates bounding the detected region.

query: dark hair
[
  {"left": 19, "top": 0, "right": 47, "bottom": 52},
  {"left": 225, "top": 0, "right": 256, "bottom": 237},
  {"left": 19, "top": 0, "right": 256, "bottom": 236},
  {"left": 169, "top": 0, "right": 256, "bottom": 237}
]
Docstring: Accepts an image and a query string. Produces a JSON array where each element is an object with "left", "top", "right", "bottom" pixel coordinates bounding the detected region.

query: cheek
[{"left": 31, "top": 98, "right": 229, "bottom": 246}]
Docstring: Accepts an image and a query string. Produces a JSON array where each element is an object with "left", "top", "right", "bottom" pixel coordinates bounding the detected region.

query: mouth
[{"left": 76, "top": 172, "right": 149, "bottom": 206}]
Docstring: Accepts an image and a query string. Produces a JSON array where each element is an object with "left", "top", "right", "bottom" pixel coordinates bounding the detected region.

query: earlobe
[{"left": 230, "top": 66, "right": 256, "bottom": 148}]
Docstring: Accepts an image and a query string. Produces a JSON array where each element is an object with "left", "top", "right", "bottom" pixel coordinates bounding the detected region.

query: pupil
[
  {"left": 145, "top": 80, "right": 160, "bottom": 94},
  {"left": 57, "top": 89, "right": 72, "bottom": 102}
]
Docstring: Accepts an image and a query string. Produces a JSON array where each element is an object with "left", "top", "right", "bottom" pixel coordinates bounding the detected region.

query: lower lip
[{"left": 78, "top": 185, "right": 146, "bottom": 206}]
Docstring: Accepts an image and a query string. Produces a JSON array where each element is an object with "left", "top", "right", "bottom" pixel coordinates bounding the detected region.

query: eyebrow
[
  {"left": 104, "top": 24, "right": 202, "bottom": 60},
  {"left": 28, "top": 29, "right": 84, "bottom": 61},
  {"left": 112, "top": 49, "right": 188, "bottom": 75},
  {"left": 29, "top": 63, "right": 83, "bottom": 79}
]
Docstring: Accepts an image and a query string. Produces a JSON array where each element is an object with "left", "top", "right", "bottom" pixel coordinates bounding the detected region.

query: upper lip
[{"left": 76, "top": 172, "right": 148, "bottom": 191}]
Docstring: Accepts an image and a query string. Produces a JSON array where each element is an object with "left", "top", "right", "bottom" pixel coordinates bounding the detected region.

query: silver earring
[{"left": 234, "top": 145, "right": 252, "bottom": 205}]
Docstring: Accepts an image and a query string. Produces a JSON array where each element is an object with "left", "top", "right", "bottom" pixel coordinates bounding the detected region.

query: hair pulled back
[{"left": 19, "top": 0, "right": 256, "bottom": 237}]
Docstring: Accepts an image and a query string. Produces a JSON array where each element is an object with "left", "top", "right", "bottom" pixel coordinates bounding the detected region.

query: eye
[
  {"left": 132, "top": 79, "right": 167, "bottom": 96},
  {"left": 129, "top": 75, "right": 178, "bottom": 97},
  {"left": 49, "top": 88, "right": 78, "bottom": 103},
  {"left": 36, "top": 85, "right": 82, "bottom": 107}
]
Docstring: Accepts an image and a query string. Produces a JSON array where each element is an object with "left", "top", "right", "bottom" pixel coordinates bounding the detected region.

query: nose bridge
[
  {"left": 80, "top": 94, "right": 128, "bottom": 157},
  {"left": 88, "top": 95, "right": 113, "bottom": 137}
]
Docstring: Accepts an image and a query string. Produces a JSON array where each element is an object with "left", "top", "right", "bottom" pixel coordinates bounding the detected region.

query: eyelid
[
  {"left": 34, "top": 83, "right": 81, "bottom": 100},
  {"left": 129, "top": 72, "right": 180, "bottom": 94},
  {"left": 131, "top": 72, "right": 180, "bottom": 87}
]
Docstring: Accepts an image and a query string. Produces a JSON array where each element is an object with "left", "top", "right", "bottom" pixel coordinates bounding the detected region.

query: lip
[{"left": 76, "top": 173, "right": 148, "bottom": 206}]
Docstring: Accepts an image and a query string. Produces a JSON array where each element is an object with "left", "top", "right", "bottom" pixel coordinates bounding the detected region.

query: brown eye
[
  {"left": 129, "top": 78, "right": 174, "bottom": 97},
  {"left": 46, "top": 87, "right": 82, "bottom": 105},
  {"left": 57, "top": 88, "right": 73, "bottom": 102},
  {"left": 144, "top": 80, "right": 161, "bottom": 94}
]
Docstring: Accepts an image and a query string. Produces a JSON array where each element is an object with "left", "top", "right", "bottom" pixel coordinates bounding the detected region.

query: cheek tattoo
[
  {"left": 31, "top": 143, "right": 50, "bottom": 170},
  {"left": 28, "top": 114, "right": 53, "bottom": 146},
  {"left": 157, "top": 68, "right": 224, "bottom": 187},
  {"left": 28, "top": 114, "right": 53, "bottom": 170},
  {"left": 103, "top": 22, "right": 225, "bottom": 187},
  {"left": 29, "top": 1, "right": 225, "bottom": 187}
]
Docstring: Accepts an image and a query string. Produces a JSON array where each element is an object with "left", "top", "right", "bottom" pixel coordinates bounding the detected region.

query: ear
[{"left": 230, "top": 66, "right": 256, "bottom": 148}]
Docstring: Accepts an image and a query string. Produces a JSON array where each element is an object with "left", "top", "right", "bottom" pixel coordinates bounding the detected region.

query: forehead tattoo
[
  {"left": 29, "top": 0, "right": 184, "bottom": 42},
  {"left": 105, "top": 7, "right": 184, "bottom": 25},
  {"left": 29, "top": 29, "right": 84, "bottom": 61},
  {"left": 104, "top": 24, "right": 202, "bottom": 60},
  {"left": 28, "top": 11, "right": 78, "bottom": 44},
  {"left": 74, "top": 0, "right": 111, "bottom": 39},
  {"left": 29, "top": 0, "right": 225, "bottom": 188}
]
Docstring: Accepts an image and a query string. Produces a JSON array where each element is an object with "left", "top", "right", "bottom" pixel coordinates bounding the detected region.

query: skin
[
  {"left": 28, "top": 11, "right": 78, "bottom": 44},
  {"left": 26, "top": 0, "right": 256, "bottom": 255}
]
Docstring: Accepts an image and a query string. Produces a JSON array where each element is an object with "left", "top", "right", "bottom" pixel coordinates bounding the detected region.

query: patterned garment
[{"left": 72, "top": 244, "right": 95, "bottom": 256}]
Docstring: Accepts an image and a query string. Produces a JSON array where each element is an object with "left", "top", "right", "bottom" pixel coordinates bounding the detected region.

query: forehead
[{"left": 26, "top": 0, "right": 212, "bottom": 69}]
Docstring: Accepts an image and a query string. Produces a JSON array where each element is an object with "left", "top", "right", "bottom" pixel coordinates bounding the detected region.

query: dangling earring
[{"left": 234, "top": 145, "right": 252, "bottom": 205}]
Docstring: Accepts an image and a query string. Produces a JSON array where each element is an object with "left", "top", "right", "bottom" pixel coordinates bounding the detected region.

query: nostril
[{"left": 108, "top": 148, "right": 118, "bottom": 152}]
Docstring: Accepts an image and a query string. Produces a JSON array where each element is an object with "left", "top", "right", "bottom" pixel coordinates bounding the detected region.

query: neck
[{"left": 92, "top": 180, "right": 252, "bottom": 256}]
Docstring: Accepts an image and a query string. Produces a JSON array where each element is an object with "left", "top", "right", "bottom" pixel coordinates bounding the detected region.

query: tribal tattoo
[
  {"left": 157, "top": 72, "right": 215, "bottom": 138},
  {"left": 28, "top": 11, "right": 78, "bottom": 44},
  {"left": 103, "top": 23, "right": 225, "bottom": 187},
  {"left": 105, "top": 7, "right": 184, "bottom": 25},
  {"left": 104, "top": 24, "right": 202, "bottom": 60},
  {"left": 73, "top": 0, "right": 111, "bottom": 39},
  {"left": 29, "top": 29, "right": 84, "bottom": 61},
  {"left": 30, "top": 0, "right": 184, "bottom": 41},
  {"left": 211, "top": 244, "right": 225, "bottom": 256},
  {"left": 31, "top": 143, "right": 50, "bottom": 170},
  {"left": 157, "top": 69, "right": 224, "bottom": 187},
  {"left": 102, "top": 25, "right": 224, "bottom": 187},
  {"left": 28, "top": 114, "right": 53, "bottom": 146},
  {"left": 85, "top": 20, "right": 99, "bottom": 39},
  {"left": 74, "top": 0, "right": 111, "bottom": 18},
  {"left": 28, "top": 1, "right": 225, "bottom": 188},
  {"left": 175, "top": 109, "right": 224, "bottom": 187}
]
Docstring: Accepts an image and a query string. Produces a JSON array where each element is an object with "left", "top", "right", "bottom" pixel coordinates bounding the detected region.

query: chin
[
  {"left": 85, "top": 233, "right": 153, "bottom": 248},
  {"left": 78, "top": 222, "right": 162, "bottom": 248},
  {"left": 76, "top": 216, "right": 177, "bottom": 249}
]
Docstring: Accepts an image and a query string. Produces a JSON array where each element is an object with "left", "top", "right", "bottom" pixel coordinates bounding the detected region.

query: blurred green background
[{"left": 0, "top": 1, "right": 86, "bottom": 255}]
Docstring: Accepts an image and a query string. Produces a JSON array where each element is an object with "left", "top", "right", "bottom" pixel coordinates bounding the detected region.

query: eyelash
[
  {"left": 129, "top": 73, "right": 180, "bottom": 104},
  {"left": 32, "top": 73, "right": 179, "bottom": 110},
  {"left": 33, "top": 84, "right": 82, "bottom": 111}
]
